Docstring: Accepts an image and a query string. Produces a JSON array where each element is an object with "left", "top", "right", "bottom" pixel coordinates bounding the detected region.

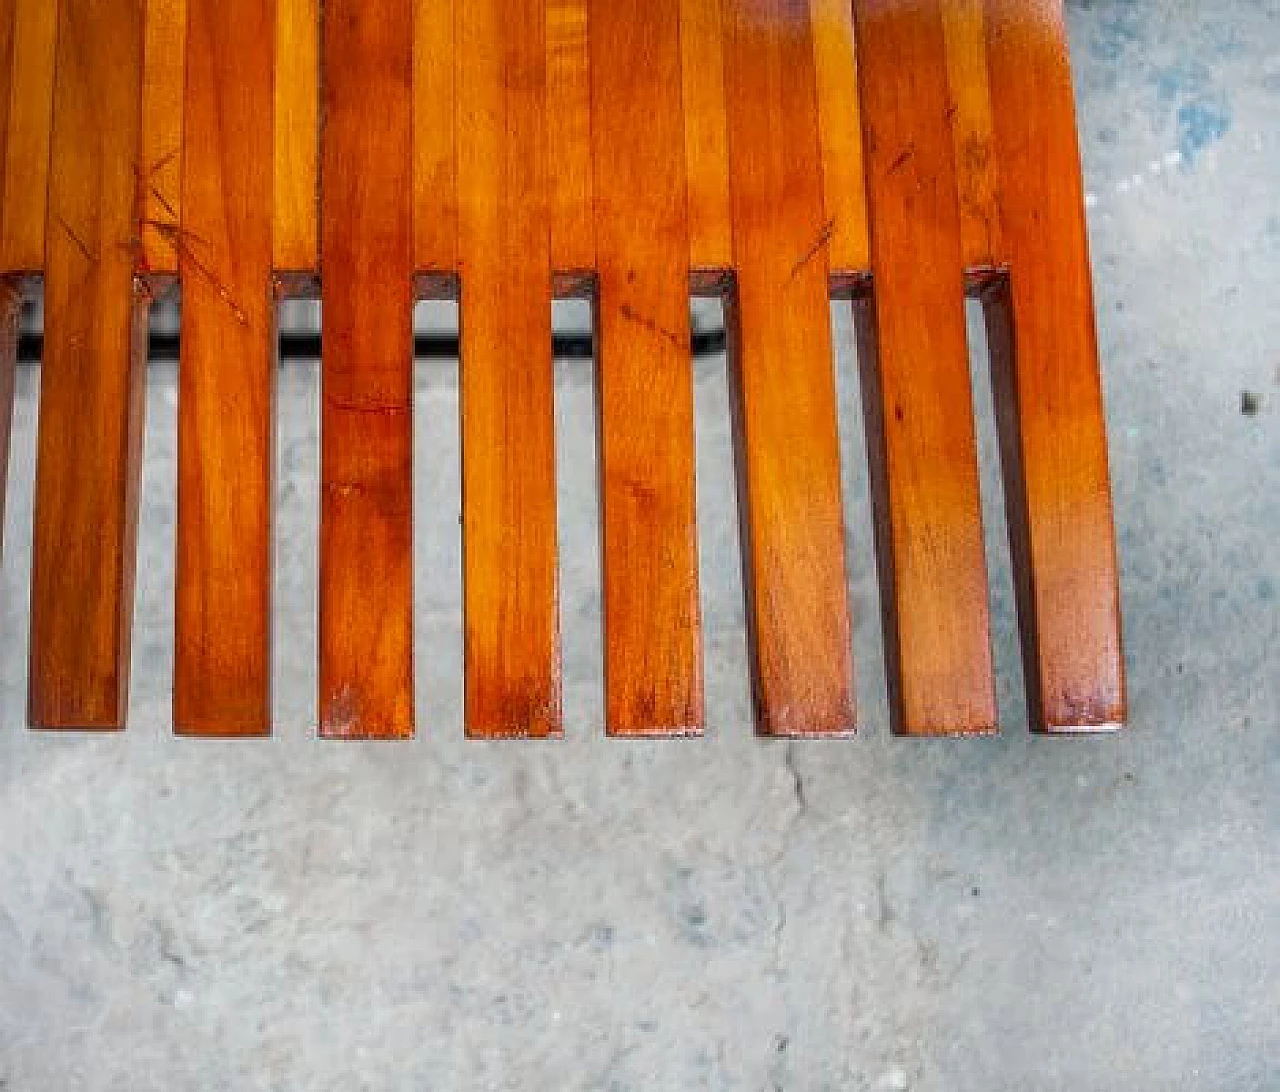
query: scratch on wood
[
  {"left": 888, "top": 143, "right": 916, "bottom": 176},
  {"left": 148, "top": 181, "right": 178, "bottom": 222},
  {"left": 324, "top": 398, "right": 409, "bottom": 418},
  {"left": 145, "top": 218, "right": 251, "bottom": 327},
  {"left": 57, "top": 216, "right": 97, "bottom": 265},
  {"left": 134, "top": 153, "right": 182, "bottom": 219},
  {"left": 618, "top": 302, "right": 682, "bottom": 351},
  {"left": 788, "top": 218, "right": 836, "bottom": 282}
]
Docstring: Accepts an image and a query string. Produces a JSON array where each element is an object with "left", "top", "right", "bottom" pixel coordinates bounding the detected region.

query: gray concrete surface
[{"left": 1, "top": 1, "right": 1276, "bottom": 1088}]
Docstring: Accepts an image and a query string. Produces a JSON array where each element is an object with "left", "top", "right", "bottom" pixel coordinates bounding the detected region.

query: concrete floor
[{"left": 1, "top": 1, "right": 1276, "bottom": 1088}]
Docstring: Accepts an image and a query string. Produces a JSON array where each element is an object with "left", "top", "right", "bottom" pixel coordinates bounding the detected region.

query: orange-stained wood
[
  {"left": 852, "top": 0, "right": 996, "bottom": 735},
  {"left": 940, "top": 0, "right": 1001, "bottom": 270},
  {"left": 810, "top": 0, "right": 870, "bottom": 277},
  {"left": 721, "top": 0, "right": 855, "bottom": 736},
  {"left": 174, "top": 0, "right": 276, "bottom": 736},
  {"left": 983, "top": 0, "right": 1125, "bottom": 732},
  {"left": 0, "top": 0, "right": 57, "bottom": 272},
  {"left": 0, "top": 277, "right": 16, "bottom": 561},
  {"left": 590, "top": 0, "right": 703, "bottom": 735},
  {"left": 29, "top": 0, "right": 148, "bottom": 729},
  {"left": 0, "top": 0, "right": 12, "bottom": 199},
  {"left": 680, "top": 0, "right": 731, "bottom": 272},
  {"left": 457, "top": 0, "right": 560, "bottom": 738},
  {"left": 320, "top": 0, "right": 415, "bottom": 739},
  {"left": 274, "top": 0, "right": 317, "bottom": 271},
  {"left": 140, "top": 0, "right": 186, "bottom": 275},
  {"left": 2, "top": 0, "right": 1122, "bottom": 740},
  {"left": 414, "top": 0, "right": 456, "bottom": 273},
  {"left": 547, "top": 0, "right": 594, "bottom": 275}
]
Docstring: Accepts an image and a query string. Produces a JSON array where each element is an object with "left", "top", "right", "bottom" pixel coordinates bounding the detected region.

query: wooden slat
[
  {"left": 679, "top": 0, "right": 731, "bottom": 271},
  {"left": 810, "top": 0, "right": 870, "bottom": 277},
  {"left": 0, "top": 0, "right": 57, "bottom": 272},
  {"left": 721, "top": 0, "right": 854, "bottom": 736},
  {"left": 29, "top": 0, "right": 147, "bottom": 729},
  {"left": 0, "top": 278, "right": 16, "bottom": 561},
  {"left": 174, "top": 0, "right": 276, "bottom": 736},
  {"left": 851, "top": 0, "right": 996, "bottom": 735},
  {"left": 547, "top": 0, "right": 593, "bottom": 275},
  {"left": 274, "top": 0, "right": 317, "bottom": 270},
  {"left": 413, "top": 0, "right": 456, "bottom": 273},
  {"left": 320, "top": 0, "right": 415, "bottom": 739},
  {"left": 589, "top": 0, "right": 702, "bottom": 735},
  {"left": 456, "top": 0, "right": 560, "bottom": 737},
  {"left": 0, "top": 0, "right": 17, "bottom": 246},
  {"left": 983, "top": 0, "right": 1125, "bottom": 732},
  {"left": 941, "top": 0, "right": 1001, "bottom": 270},
  {"left": 139, "top": 0, "right": 186, "bottom": 275}
]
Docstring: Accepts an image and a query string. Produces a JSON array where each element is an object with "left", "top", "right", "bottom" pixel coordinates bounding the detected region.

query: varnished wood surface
[
  {"left": 140, "top": 0, "right": 185, "bottom": 274},
  {"left": 0, "top": 0, "right": 12, "bottom": 215},
  {"left": 852, "top": 0, "right": 996, "bottom": 735},
  {"left": 590, "top": 0, "right": 703, "bottom": 735},
  {"left": 29, "top": 0, "right": 147, "bottom": 729},
  {"left": 941, "top": 0, "right": 1002, "bottom": 270},
  {"left": 174, "top": 0, "right": 276, "bottom": 736},
  {"left": 274, "top": 0, "right": 318, "bottom": 271},
  {"left": 680, "top": 0, "right": 731, "bottom": 272},
  {"left": 0, "top": 0, "right": 56, "bottom": 273},
  {"left": 413, "top": 0, "right": 456, "bottom": 273},
  {"left": 457, "top": 0, "right": 561, "bottom": 737},
  {"left": 722, "top": 0, "right": 855, "bottom": 736},
  {"left": 810, "top": 0, "right": 870, "bottom": 277},
  {"left": 319, "top": 0, "right": 416, "bottom": 739},
  {"left": 547, "top": 0, "right": 594, "bottom": 275},
  {"left": 0, "top": 0, "right": 1125, "bottom": 737},
  {"left": 984, "top": 0, "right": 1125, "bottom": 731}
]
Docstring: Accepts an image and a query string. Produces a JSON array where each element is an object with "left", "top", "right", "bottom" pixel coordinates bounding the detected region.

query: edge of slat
[{"left": 0, "top": 275, "right": 18, "bottom": 561}]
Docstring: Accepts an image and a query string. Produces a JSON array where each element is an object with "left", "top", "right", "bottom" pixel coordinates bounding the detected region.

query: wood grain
[
  {"left": 0, "top": 0, "right": 12, "bottom": 205},
  {"left": 721, "top": 0, "right": 855, "bottom": 736},
  {"left": 547, "top": 0, "right": 594, "bottom": 276},
  {"left": 29, "top": 0, "right": 147, "bottom": 729},
  {"left": 680, "top": 0, "right": 732, "bottom": 272},
  {"left": 852, "top": 0, "right": 996, "bottom": 735},
  {"left": 590, "top": 0, "right": 702, "bottom": 735},
  {"left": 320, "top": 0, "right": 415, "bottom": 739},
  {"left": 174, "top": 0, "right": 276, "bottom": 736},
  {"left": 0, "top": 277, "right": 16, "bottom": 562},
  {"left": 413, "top": 0, "right": 456, "bottom": 273},
  {"left": 983, "top": 0, "right": 1125, "bottom": 732},
  {"left": 274, "top": 0, "right": 317, "bottom": 271},
  {"left": 810, "top": 0, "right": 870, "bottom": 277},
  {"left": 139, "top": 0, "right": 186, "bottom": 275},
  {"left": 0, "top": 0, "right": 57, "bottom": 272},
  {"left": 941, "top": 0, "right": 1001, "bottom": 270},
  {"left": 457, "top": 0, "right": 560, "bottom": 737}
]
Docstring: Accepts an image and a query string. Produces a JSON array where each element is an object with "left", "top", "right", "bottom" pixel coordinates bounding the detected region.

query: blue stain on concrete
[
  {"left": 1091, "top": 6, "right": 1146, "bottom": 63},
  {"left": 1176, "top": 99, "right": 1232, "bottom": 161},
  {"left": 1152, "top": 59, "right": 1233, "bottom": 164},
  {"left": 1085, "top": 0, "right": 1146, "bottom": 64}
]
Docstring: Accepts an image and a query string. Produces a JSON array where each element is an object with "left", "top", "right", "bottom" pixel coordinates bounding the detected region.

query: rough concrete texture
[{"left": 0, "top": 1, "right": 1276, "bottom": 1088}]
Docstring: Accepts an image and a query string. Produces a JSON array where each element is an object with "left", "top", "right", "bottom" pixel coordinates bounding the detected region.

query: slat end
[
  {"left": 28, "top": 723, "right": 127, "bottom": 734},
  {"left": 893, "top": 723, "right": 1000, "bottom": 739},
  {"left": 1037, "top": 720, "right": 1126, "bottom": 737},
  {"left": 466, "top": 727, "right": 565, "bottom": 742},
  {"left": 319, "top": 723, "right": 416, "bottom": 742},
  {"left": 759, "top": 724, "right": 860, "bottom": 740},
  {"left": 753, "top": 694, "right": 859, "bottom": 739},
  {"left": 174, "top": 725, "right": 272, "bottom": 740},
  {"left": 28, "top": 701, "right": 128, "bottom": 732},
  {"left": 606, "top": 723, "right": 705, "bottom": 740}
]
